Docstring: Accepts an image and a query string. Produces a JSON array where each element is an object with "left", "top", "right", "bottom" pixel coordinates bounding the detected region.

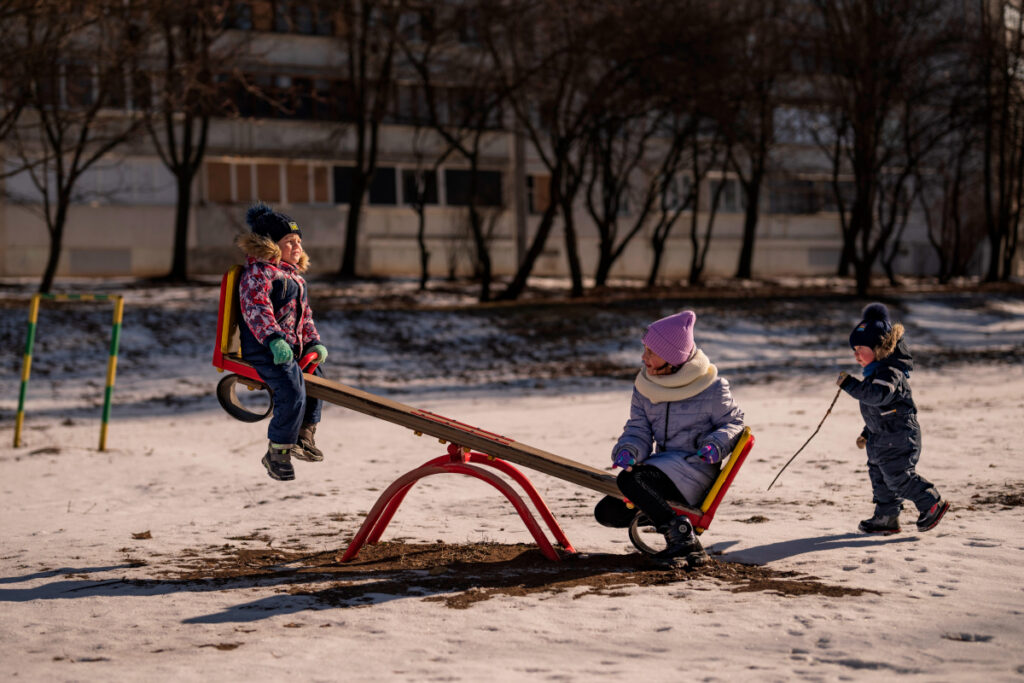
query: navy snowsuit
[{"left": 839, "top": 338, "right": 940, "bottom": 517}]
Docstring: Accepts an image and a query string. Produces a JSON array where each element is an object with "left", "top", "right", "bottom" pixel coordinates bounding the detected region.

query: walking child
[
  {"left": 837, "top": 303, "right": 949, "bottom": 534},
  {"left": 594, "top": 311, "right": 745, "bottom": 566},
  {"left": 237, "top": 203, "right": 329, "bottom": 481}
]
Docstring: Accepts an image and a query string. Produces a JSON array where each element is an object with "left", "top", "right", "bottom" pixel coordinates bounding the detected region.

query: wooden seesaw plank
[{"left": 300, "top": 374, "right": 621, "bottom": 498}]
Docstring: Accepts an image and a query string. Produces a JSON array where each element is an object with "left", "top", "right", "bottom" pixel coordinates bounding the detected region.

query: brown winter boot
[{"left": 294, "top": 423, "right": 324, "bottom": 462}]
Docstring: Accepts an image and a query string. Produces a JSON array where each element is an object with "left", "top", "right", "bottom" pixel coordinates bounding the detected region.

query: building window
[
  {"left": 207, "top": 162, "right": 232, "bottom": 203},
  {"left": 235, "top": 163, "right": 255, "bottom": 202},
  {"left": 225, "top": 2, "right": 254, "bottom": 29},
  {"left": 312, "top": 166, "right": 329, "bottom": 203},
  {"left": 664, "top": 174, "right": 692, "bottom": 211},
  {"left": 256, "top": 163, "right": 281, "bottom": 202},
  {"left": 710, "top": 178, "right": 743, "bottom": 213},
  {"left": 402, "top": 169, "right": 438, "bottom": 206},
  {"left": 286, "top": 163, "right": 310, "bottom": 204},
  {"left": 369, "top": 167, "right": 397, "bottom": 205},
  {"left": 526, "top": 174, "right": 550, "bottom": 214},
  {"left": 818, "top": 180, "right": 856, "bottom": 213},
  {"left": 64, "top": 62, "right": 94, "bottom": 108},
  {"left": 445, "top": 169, "right": 502, "bottom": 207},
  {"left": 769, "top": 178, "right": 817, "bottom": 214},
  {"left": 333, "top": 165, "right": 353, "bottom": 204}
]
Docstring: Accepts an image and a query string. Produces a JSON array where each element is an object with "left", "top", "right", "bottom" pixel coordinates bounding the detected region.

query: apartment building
[{"left": 0, "top": 3, "right": 981, "bottom": 282}]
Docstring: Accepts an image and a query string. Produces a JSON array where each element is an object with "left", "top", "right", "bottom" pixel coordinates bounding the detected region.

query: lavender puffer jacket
[{"left": 614, "top": 373, "right": 744, "bottom": 505}]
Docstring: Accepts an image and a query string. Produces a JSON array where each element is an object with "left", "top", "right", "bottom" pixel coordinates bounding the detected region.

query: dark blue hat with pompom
[
  {"left": 246, "top": 202, "right": 300, "bottom": 242},
  {"left": 849, "top": 303, "right": 891, "bottom": 350}
]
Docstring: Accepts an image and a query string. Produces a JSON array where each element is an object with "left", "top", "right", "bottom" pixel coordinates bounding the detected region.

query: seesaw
[{"left": 213, "top": 266, "right": 754, "bottom": 560}]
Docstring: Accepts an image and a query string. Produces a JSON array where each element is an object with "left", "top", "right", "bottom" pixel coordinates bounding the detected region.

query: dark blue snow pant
[
  {"left": 248, "top": 353, "right": 323, "bottom": 445},
  {"left": 865, "top": 422, "right": 939, "bottom": 517}
]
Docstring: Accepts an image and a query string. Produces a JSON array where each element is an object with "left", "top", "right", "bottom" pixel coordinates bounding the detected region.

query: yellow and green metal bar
[
  {"left": 100, "top": 295, "right": 124, "bottom": 451},
  {"left": 13, "top": 293, "right": 124, "bottom": 451},
  {"left": 13, "top": 295, "right": 41, "bottom": 449}
]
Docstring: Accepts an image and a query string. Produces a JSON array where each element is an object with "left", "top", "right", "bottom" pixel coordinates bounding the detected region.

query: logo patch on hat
[{"left": 288, "top": 222, "right": 299, "bottom": 232}]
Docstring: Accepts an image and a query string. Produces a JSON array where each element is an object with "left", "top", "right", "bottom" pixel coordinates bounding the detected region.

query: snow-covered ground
[{"left": 1, "top": 280, "right": 1023, "bottom": 681}]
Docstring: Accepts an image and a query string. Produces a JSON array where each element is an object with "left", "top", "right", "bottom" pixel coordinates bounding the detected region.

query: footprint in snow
[{"left": 942, "top": 633, "right": 994, "bottom": 642}]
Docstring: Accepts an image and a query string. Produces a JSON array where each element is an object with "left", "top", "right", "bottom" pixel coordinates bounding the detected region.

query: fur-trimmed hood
[
  {"left": 235, "top": 232, "right": 309, "bottom": 273},
  {"left": 874, "top": 322, "right": 904, "bottom": 360}
]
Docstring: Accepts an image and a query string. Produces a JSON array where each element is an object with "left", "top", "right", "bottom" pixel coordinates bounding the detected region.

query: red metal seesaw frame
[
  {"left": 338, "top": 443, "right": 575, "bottom": 562},
  {"left": 213, "top": 266, "right": 753, "bottom": 562},
  {"left": 213, "top": 266, "right": 577, "bottom": 562}
]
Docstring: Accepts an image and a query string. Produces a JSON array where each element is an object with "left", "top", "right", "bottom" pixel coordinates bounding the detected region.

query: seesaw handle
[{"left": 299, "top": 351, "right": 320, "bottom": 372}]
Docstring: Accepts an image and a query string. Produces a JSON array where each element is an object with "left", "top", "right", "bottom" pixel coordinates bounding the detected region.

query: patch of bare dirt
[
  {"left": 968, "top": 482, "right": 1024, "bottom": 509},
  {"left": 156, "top": 540, "right": 876, "bottom": 609}
]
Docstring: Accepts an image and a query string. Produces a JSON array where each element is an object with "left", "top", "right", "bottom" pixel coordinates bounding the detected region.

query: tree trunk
[
  {"left": 735, "top": 174, "right": 762, "bottom": 279},
  {"left": 498, "top": 199, "right": 558, "bottom": 301},
  {"left": 341, "top": 174, "right": 369, "bottom": 278},
  {"left": 40, "top": 199, "right": 70, "bottom": 294},
  {"left": 168, "top": 170, "right": 192, "bottom": 281},
  {"left": 416, "top": 203, "right": 429, "bottom": 290},
  {"left": 561, "top": 197, "right": 583, "bottom": 297}
]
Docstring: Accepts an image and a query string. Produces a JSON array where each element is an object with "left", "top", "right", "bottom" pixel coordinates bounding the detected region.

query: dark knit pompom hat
[
  {"left": 246, "top": 202, "right": 301, "bottom": 242},
  {"left": 849, "top": 303, "right": 892, "bottom": 350}
]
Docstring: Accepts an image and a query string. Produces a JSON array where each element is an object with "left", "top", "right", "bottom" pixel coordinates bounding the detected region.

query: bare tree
[
  {"left": 322, "top": 0, "right": 399, "bottom": 279},
  {"left": 728, "top": 0, "right": 791, "bottom": 279},
  {"left": 144, "top": 0, "right": 238, "bottom": 282},
  {"left": 581, "top": 1, "right": 715, "bottom": 289},
  {"left": 485, "top": 0, "right": 644, "bottom": 300},
  {"left": 973, "top": 0, "right": 1024, "bottom": 281},
  {"left": 914, "top": 117, "right": 986, "bottom": 282},
  {"left": 583, "top": 110, "right": 664, "bottom": 288},
  {"left": 397, "top": 2, "right": 507, "bottom": 301},
  {"left": 808, "top": 0, "right": 962, "bottom": 295},
  {"left": 683, "top": 125, "right": 733, "bottom": 286},
  {"left": 404, "top": 126, "right": 454, "bottom": 290},
  {"left": 0, "top": 1, "right": 38, "bottom": 143},
  {"left": 6, "top": 1, "right": 147, "bottom": 293}
]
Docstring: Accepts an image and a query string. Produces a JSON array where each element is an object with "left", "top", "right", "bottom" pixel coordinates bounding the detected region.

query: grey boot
[
  {"left": 294, "top": 423, "right": 324, "bottom": 462},
  {"left": 262, "top": 442, "right": 299, "bottom": 481},
  {"left": 654, "top": 516, "right": 708, "bottom": 567}
]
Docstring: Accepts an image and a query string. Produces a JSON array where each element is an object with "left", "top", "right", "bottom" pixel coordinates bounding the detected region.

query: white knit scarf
[{"left": 634, "top": 348, "right": 718, "bottom": 404}]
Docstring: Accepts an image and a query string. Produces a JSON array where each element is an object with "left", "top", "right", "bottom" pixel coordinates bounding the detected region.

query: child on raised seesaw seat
[
  {"left": 237, "top": 203, "right": 329, "bottom": 481},
  {"left": 594, "top": 310, "right": 745, "bottom": 567}
]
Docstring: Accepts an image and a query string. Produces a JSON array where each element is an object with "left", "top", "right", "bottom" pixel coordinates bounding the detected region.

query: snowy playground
[{"left": 1, "top": 280, "right": 1023, "bottom": 681}]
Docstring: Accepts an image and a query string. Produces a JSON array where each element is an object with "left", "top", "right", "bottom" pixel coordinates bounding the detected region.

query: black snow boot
[
  {"left": 653, "top": 516, "right": 708, "bottom": 568},
  {"left": 916, "top": 499, "right": 950, "bottom": 532},
  {"left": 262, "top": 442, "right": 298, "bottom": 481},
  {"left": 295, "top": 423, "right": 324, "bottom": 462},
  {"left": 857, "top": 513, "right": 901, "bottom": 535}
]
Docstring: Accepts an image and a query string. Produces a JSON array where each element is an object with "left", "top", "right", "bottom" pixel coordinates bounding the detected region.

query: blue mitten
[
  {"left": 612, "top": 449, "right": 636, "bottom": 469},
  {"left": 698, "top": 443, "right": 721, "bottom": 464},
  {"left": 269, "top": 338, "right": 293, "bottom": 365},
  {"left": 310, "top": 344, "right": 328, "bottom": 365}
]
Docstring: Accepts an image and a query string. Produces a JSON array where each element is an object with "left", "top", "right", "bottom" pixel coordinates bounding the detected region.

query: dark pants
[
  {"left": 616, "top": 465, "right": 688, "bottom": 529},
  {"left": 248, "top": 354, "right": 323, "bottom": 445},
  {"left": 866, "top": 443, "right": 939, "bottom": 517}
]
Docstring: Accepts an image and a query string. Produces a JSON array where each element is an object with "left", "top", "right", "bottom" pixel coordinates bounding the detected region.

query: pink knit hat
[{"left": 642, "top": 310, "right": 696, "bottom": 366}]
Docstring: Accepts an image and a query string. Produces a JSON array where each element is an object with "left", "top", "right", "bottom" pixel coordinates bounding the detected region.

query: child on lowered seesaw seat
[
  {"left": 237, "top": 203, "right": 329, "bottom": 482},
  {"left": 594, "top": 310, "right": 745, "bottom": 567}
]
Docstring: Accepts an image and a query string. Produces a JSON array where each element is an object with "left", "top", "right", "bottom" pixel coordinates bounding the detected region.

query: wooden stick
[{"left": 766, "top": 386, "right": 842, "bottom": 491}]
